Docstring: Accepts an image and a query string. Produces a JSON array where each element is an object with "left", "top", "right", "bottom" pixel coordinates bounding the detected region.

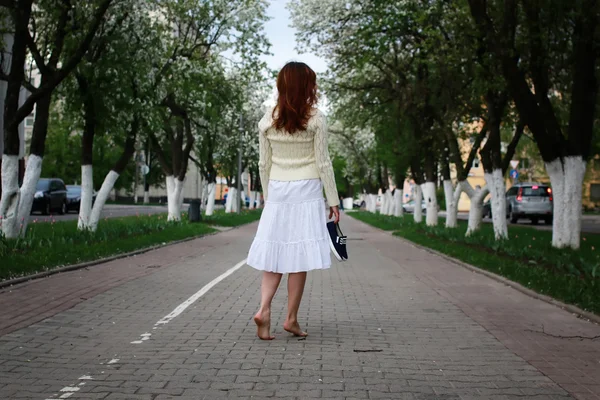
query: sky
[
  {"left": 259, "top": 0, "right": 329, "bottom": 109},
  {"left": 261, "top": 0, "right": 327, "bottom": 74}
]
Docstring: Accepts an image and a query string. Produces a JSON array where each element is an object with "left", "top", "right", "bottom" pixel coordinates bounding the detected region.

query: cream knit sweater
[{"left": 258, "top": 108, "right": 340, "bottom": 207}]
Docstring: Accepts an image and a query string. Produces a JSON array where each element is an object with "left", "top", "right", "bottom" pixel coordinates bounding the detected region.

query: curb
[
  {"left": 349, "top": 215, "right": 600, "bottom": 325},
  {"left": 0, "top": 224, "right": 242, "bottom": 290}
]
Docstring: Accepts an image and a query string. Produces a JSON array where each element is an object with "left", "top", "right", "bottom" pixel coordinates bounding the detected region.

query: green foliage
[
  {"left": 203, "top": 209, "right": 262, "bottom": 227},
  {"left": 350, "top": 212, "right": 600, "bottom": 314}
]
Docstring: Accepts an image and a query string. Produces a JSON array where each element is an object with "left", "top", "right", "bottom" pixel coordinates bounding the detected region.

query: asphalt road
[
  {"left": 454, "top": 211, "right": 600, "bottom": 234},
  {"left": 27, "top": 203, "right": 175, "bottom": 223},
  {"left": 30, "top": 203, "right": 600, "bottom": 234}
]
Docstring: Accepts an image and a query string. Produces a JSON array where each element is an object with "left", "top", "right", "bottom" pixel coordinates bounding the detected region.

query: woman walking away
[{"left": 247, "top": 61, "right": 340, "bottom": 340}]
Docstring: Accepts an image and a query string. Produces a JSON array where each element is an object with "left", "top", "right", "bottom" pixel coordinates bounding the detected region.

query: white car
[{"left": 402, "top": 200, "right": 427, "bottom": 214}]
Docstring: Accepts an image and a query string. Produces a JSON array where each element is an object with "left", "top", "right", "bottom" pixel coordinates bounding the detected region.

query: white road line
[
  {"left": 45, "top": 376, "right": 92, "bottom": 400},
  {"left": 130, "top": 258, "right": 247, "bottom": 344},
  {"left": 44, "top": 259, "right": 247, "bottom": 399}
]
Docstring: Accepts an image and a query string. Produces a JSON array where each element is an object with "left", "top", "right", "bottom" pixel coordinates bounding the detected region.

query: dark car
[
  {"left": 66, "top": 185, "right": 97, "bottom": 213},
  {"left": 31, "top": 178, "right": 67, "bottom": 215},
  {"left": 483, "top": 200, "right": 492, "bottom": 218}
]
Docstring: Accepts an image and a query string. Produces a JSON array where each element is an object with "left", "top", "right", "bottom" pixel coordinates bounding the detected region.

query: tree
[
  {"left": 0, "top": 0, "right": 115, "bottom": 238},
  {"left": 467, "top": 0, "right": 599, "bottom": 248},
  {"left": 147, "top": 0, "right": 269, "bottom": 221},
  {"left": 58, "top": 1, "right": 160, "bottom": 230}
]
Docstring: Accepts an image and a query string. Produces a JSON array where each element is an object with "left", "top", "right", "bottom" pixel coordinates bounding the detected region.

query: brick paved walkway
[{"left": 0, "top": 216, "right": 598, "bottom": 399}]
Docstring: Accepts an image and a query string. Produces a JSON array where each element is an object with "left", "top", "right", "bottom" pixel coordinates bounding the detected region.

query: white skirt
[{"left": 247, "top": 179, "right": 331, "bottom": 273}]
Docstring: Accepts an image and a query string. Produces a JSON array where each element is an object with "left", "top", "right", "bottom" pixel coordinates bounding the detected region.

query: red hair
[{"left": 272, "top": 62, "right": 318, "bottom": 133}]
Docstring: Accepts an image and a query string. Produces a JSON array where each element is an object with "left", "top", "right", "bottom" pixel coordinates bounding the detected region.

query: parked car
[
  {"left": 245, "top": 195, "right": 260, "bottom": 208},
  {"left": 66, "top": 185, "right": 97, "bottom": 213},
  {"left": 353, "top": 199, "right": 366, "bottom": 209},
  {"left": 402, "top": 200, "right": 427, "bottom": 214},
  {"left": 506, "top": 182, "right": 553, "bottom": 224},
  {"left": 222, "top": 192, "right": 259, "bottom": 208},
  {"left": 31, "top": 178, "right": 67, "bottom": 215},
  {"left": 483, "top": 200, "right": 492, "bottom": 218}
]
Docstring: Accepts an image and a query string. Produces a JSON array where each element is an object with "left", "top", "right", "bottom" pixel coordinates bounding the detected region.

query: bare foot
[
  {"left": 254, "top": 310, "right": 275, "bottom": 340},
  {"left": 283, "top": 320, "right": 308, "bottom": 337}
]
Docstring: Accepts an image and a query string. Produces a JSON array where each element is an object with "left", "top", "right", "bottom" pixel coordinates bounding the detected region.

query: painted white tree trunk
[
  {"left": 466, "top": 186, "right": 489, "bottom": 236},
  {"left": 0, "top": 155, "right": 21, "bottom": 238},
  {"left": 248, "top": 191, "right": 256, "bottom": 210},
  {"left": 546, "top": 156, "right": 586, "bottom": 249},
  {"left": 423, "top": 181, "right": 438, "bottom": 226},
  {"left": 443, "top": 180, "right": 459, "bottom": 228},
  {"left": 88, "top": 170, "right": 120, "bottom": 231},
  {"left": 165, "top": 175, "right": 184, "bottom": 221},
  {"left": 485, "top": 169, "right": 508, "bottom": 240},
  {"left": 393, "top": 189, "right": 404, "bottom": 217},
  {"left": 386, "top": 191, "right": 394, "bottom": 215},
  {"left": 367, "top": 194, "right": 377, "bottom": 213},
  {"left": 380, "top": 192, "right": 388, "bottom": 215},
  {"left": 231, "top": 188, "right": 239, "bottom": 213},
  {"left": 225, "top": 187, "right": 234, "bottom": 213},
  {"left": 78, "top": 165, "right": 94, "bottom": 230},
  {"left": 205, "top": 182, "right": 216, "bottom": 216},
  {"left": 413, "top": 184, "right": 423, "bottom": 223},
  {"left": 16, "top": 155, "right": 43, "bottom": 235}
]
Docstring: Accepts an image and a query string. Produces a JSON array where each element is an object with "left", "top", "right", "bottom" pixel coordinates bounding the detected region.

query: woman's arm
[
  {"left": 258, "top": 125, "right": 272, "bottom": 201},
  {"left": 313, "top": 112, "right": 340, "bottom": 209}
]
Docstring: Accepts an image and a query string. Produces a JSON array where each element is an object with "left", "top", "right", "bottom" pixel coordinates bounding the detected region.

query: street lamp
[{"left": 236, "top": 113, "right": 243, "bottom": 214}]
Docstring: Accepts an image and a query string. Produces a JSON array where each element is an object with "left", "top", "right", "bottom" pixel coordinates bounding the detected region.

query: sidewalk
[{"left": 0, "top": 218, "right": 598, "bottom": 399}]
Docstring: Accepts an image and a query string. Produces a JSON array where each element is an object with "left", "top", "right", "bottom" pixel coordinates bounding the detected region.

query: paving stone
[{"left": 0, "top": 219, "right": 597, "bottom": 399}]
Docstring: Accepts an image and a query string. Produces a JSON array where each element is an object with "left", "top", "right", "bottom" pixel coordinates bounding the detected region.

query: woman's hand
[{"left": 329, "top": 206, "right": 340, "bottom": 224}]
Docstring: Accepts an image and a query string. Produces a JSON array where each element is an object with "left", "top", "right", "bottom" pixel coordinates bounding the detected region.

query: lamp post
[{"left": 236, "top": 113, "right": 243, "bottom": 213}]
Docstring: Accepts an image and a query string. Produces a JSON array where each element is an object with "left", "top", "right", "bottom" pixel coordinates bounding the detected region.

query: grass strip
[
  {"left": 0, "top": 209, "right": 262, "bottom": 281},
  {"left": 349, "top": 212, "right": 600, "bottom": 314}
]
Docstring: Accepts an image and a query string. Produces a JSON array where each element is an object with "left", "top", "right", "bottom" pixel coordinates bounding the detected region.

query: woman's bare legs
[
  {"left": 284, "top": 272, "right": 308, "bottom": 337},
  {"left": 254, "top": 271, "right": 282, "bottom": 340}
]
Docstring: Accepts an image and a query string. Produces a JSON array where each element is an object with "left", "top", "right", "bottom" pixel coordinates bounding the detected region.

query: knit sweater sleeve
[
  {"left": 313, "top": 112, "right": 340, "bottom": 207},
  {"left": 258, "top": 122, "right": 272, "bottom": 201}
]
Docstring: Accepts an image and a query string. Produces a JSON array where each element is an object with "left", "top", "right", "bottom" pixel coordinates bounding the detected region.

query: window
[
  {"left": 522, "top": 186, "right": 550, "bottom": 197},
  {"left": 507, "top": 187, "right": 518, "bottom": 196},
  {"left": 591, "top": 184, "right": 600, "bottom": 202},
  {"left": 36, "top": 179, "right": 50, "bottom": 191},
  {"left": 472, "top": 157, "right": 480, "bottom": 169},
  {"left": 25, "top": 117, "right": 34, "bottom": 127}
]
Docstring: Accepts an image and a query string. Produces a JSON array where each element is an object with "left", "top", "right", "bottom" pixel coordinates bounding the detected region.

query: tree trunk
[
  {"left": 88, "top": 170, "right": 119, "bottom": 231},
  {"left": 205, "top": 182, "right": 216, "bottom": 216},
  {"left": 0, "top": 155, "right": 21, "bottom": 238},
  {"left": 380, "top": 191, "right": 388, "bottom": 215},
  {"left": 413, "top": 184, "right": 423, "bottom": 223},
  {"left": 387, "top": 190, "right": 395, "bottom": 215},
  {"left": 78, "top": 164, "right": 94, "bottom": 230},
  {"left": 248, "top": 191, "right": 256, "bottom": 210},
  {"left": 546, "top": 156, "right": 586, "bottom": 249},
  {"left": 393, "top": 189, "right": 404, "bottom": 217},
  {"left": 485, "top": 169, "right": 508, "bottom": 240},
  {"left": 166, "top": 175, "right": 184, "bottom": 221},
  {"left": 367, "top": 194, "right": 377, "bottom": 213},
  {"left": 423, "top": 181, "right": 438, "bottom": 226},
  {"left": 466, "top": 186, "right": 489, "bottom": 236},
  {"left": 444, "top": 180, "right": 460, "bottom": 228},
  {"left": 225, "top": 187, "right": 233, "bottom": 213}
]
